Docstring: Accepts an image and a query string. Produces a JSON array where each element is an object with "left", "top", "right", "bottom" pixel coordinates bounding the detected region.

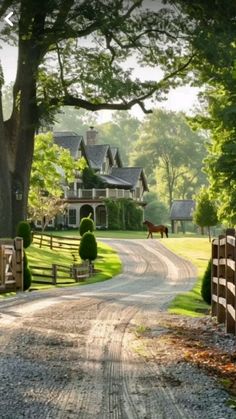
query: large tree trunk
[
  {"left": 0, "top": 92, "right": 12, "bottom": 237},
  {"left": 0, "top": 18, "right": 43, "bottom": 237}
]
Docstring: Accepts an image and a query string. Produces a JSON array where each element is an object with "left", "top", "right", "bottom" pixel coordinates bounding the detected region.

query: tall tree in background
[
  {"left": 53, "top": 107, "right": 98, "bottom": 136},
  {"left": 131, "top": 109, "right": 206, "bottom": 208},
  {"left": 193, "top": 187, "right": 218, "bottom": 241},
  {"left": 171, "top": 0, "right": 236, "bottom": 225},
  {"left": 0, "top": 0, "right": 195, "bottom": 236},
  {"left": 28, "top": 132, "right": 86, "bottom": 229},
  {"left": 98, "top": 112, "right": 140, "bottom": 165}
]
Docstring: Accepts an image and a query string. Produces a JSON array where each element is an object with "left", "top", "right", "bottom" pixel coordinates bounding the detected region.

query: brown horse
[{"left": 143, "top": 220, "right": 168, "bottom": 239}]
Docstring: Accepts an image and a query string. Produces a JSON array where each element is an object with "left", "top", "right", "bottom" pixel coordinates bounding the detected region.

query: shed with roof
[{"left": 170, "top": 199, "right": 195, "bottom": 233}]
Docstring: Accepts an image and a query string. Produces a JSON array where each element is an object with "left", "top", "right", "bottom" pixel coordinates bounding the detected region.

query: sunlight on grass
[
  {"left": 162, "top": 237, "right": 211, "bottom": 317},
  {"left": 23, "top": 240, "right": 121, "bottom": 292}
]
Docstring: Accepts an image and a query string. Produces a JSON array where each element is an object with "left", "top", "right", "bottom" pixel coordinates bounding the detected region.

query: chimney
[{"left": 86, "top": 126, "right": 98, "bottom": 145}]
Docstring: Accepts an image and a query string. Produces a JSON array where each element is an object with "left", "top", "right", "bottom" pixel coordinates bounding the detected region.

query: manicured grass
[
  {"left": 48, "top": 229, "right": 208, "bottom": 240},
  {"left": 162, "top": 237, "right": 211, "bottom": 317},
  {"left": 25, "top": 240, "right": 122, "bottom": 291}
]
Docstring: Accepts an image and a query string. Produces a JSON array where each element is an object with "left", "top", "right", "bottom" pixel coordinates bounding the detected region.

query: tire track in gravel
[
  {"left": 71, "top": 239, "right": 195, "bottom": 419},
  {"left": 0, "top": 239, "right": 233, "bottom": 418}
]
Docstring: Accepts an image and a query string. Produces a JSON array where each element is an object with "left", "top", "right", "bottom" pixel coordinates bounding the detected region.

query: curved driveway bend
[{"left": 0, "top": 239, "right": 234, "bottom": 418}]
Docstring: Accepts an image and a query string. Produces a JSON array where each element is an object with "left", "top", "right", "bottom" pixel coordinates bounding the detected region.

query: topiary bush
[
  {"left": 23, "top": 251, "right": 32, "bottom": 291},
  {"left": 16, "top": 221, "right": 32, "bottom": 249},
  {"left": 79, "top": 216, "right": 94, "bottom": 236},
  {"left": 201, "top": 259, "right": 211, "bottom": 305},
  {"left": 79, "top": 232, "right": 97, "bottom": 264}
]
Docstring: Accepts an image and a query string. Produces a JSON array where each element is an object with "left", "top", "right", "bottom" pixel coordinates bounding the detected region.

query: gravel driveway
[{"left": 0, "top": 239, "right": 235, "bottom": 418}]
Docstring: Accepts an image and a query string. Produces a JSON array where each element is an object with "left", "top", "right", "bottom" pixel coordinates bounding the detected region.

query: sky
[{"left": 0, "top": 40, "right": 200, "bottom": 124}]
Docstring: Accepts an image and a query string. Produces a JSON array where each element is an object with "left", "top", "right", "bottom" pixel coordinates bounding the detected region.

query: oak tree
[{"left": 0, "top": 0, "right": 195, "bottom": 236}]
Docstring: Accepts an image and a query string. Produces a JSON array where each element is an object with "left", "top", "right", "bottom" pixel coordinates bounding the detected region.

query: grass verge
[
  {"left": 27, "top": 241, "right": 121, "bottom": 291},
  {"left": 0, "top": 240, "right": 122, "bottom": 297},
  {"left": 162, "top": 237, "right": 211, "bottom": 317}
]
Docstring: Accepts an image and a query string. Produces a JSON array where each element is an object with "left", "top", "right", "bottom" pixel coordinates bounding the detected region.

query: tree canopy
[
  {"left": 0, "top": 0, "right": 197, "bottom": 236},
  {"left": 171, "top": 0, "right": 236, "bottom": 225},
  {"left": 130, "top": 109, "right": 206, "bottom": 208}
]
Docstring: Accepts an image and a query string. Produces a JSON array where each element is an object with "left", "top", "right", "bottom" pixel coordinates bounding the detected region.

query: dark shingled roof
[
  {"left": 111, "top": 167, "right": 148, "bottom": 191},
  {"left": 110, "top": 147, "right": 123, "bottom": 168},
  {"left": 98, "top": 174, "right": 132, "bottom": 188},
  {"left": 170, "top": 200, "right": 195, "bottom": 220},
  {"left": 85, "top": 144, "right": 113, "bottom": 170},
  {"left": 54, "top": 131, "right": 84, "bottom": 159}
]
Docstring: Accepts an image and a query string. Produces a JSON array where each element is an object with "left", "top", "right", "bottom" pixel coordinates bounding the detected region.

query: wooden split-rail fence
[
  {"left": 31, "top": 233, "right": 89, "bottom": 284},
  {"left": 30, "top": 262, "right": 89, "bottom": 285},
  {"left": 212, "top": 228, "right": 236, "bottom": 335},
  {"left": 0, "top": 238, "right": 23, "bottom": 292},
  {"left": 32, "top": 233, "right": 81, "bottom": 262}
]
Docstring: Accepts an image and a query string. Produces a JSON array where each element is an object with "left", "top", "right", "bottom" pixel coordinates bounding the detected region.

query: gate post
[{"left": 14, "top": 237, "right": 23, "bottom": 291}]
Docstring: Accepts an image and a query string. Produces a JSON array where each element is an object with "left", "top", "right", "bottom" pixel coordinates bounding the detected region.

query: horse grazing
[{"left": 143, "top": 220, "right": 168, "bottom": 239}]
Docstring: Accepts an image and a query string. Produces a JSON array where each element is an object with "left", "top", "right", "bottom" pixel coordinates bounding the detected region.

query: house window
[{"left": 69, "top": 209, "right": 77, "bottom": 225}]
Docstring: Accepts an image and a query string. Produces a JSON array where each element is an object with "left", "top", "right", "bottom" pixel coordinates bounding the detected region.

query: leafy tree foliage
[
  {"left": 28, "top": 132, "right": 86, "bottom": 229},
  {"left": 131, "top": 109, "right": 207, "bottom": 208},
  {"left": 171, "top": 0, "right": 236, "bottom": 225},
  {"left": 53, "top": 107, "right": 98, "bottom": 135},
  {"left": 105, "top": 198, "right": 142, "bottom": 230},
  {"left": 193, "top": 187, "right": 218, "bottom": 241},
  {"left": 82, "top": 167, "right": 104, "bottom": 189},
  {"left": 0, "top": 0, "right": 196, "bottom": 236},
  {"left": 98, "top": 112, "right": 141, "bottom": 165},
  {"left": 144, "top": 192, "right": 169, "bottom": 225}
]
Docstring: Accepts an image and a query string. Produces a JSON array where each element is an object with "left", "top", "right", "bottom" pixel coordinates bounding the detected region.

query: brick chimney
[{"left": 86, "top": 127, "right": 98, "bottom": 145}]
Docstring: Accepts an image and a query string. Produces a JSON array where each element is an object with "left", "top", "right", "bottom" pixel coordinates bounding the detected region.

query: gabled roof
[
  {"left": 110, "top": 147, "right": 123, "bottom": 168},
  {"left": 85, "top": 144, "right": 114, "bottom": 170},
  {"left": 53, "top": 132, "right": 82, "bottom": 157},
  {"left": 170, "top": 200, "right": 195, "bottom": 220},
  {"left": 111, "top": 167, "right": 149, "bottom": 191},
  {"left": 98, "top": 174, "right": 132, "bottom": 189}
]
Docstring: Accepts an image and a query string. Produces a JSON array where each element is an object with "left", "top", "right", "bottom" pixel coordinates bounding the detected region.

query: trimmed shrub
[
  {"left": 23, "top": 251, "right": 32, "bottom": 291},
  {"left": 79, "top": 216, "right": 94, "bottom": 236},
  {"left": 201, "top": 259, "right": 211, "bottom": 305},
  {"left": 79, "top": 232, "right": 97, "bottom": 262},
  {"left": 16, "top": 221, "right": 32, "bottom": 249},
  {"left": 23, "top": 267, "right": 32, "bottom": 291}
]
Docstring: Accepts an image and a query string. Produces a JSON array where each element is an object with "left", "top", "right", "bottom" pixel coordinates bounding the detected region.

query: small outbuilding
[{"left": 170, "top": 199, "right": 195, "bottom": 233}]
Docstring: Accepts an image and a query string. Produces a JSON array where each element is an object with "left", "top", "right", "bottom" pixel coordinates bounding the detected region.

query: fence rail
[
  {"left": 212, "top": 229, "right": 236, "bottom": 335},
  {"left": 0, "top": 238, "right": 23, "bottom": 292},
  {"left": 32, "top": 233, "right": 81, "bottom": 256},
  {"left": 30, "top": 262, "right": 89, "bottom": 285}
]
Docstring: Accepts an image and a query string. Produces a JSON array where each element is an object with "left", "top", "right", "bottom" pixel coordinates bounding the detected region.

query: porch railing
[{"left": 66, "top": 188, "right": 141, "bottom": 200}]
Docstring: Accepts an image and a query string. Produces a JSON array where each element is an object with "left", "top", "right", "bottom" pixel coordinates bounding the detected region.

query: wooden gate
[{"left": 0, "top": 237, "right": 23, "bottom": 292}]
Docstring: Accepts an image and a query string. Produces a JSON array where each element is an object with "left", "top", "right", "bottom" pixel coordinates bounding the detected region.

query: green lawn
[
  {"left": 25, "top": 241, "right": 121, "bottom": 292},
  {"left": 48, "top": 229, "right": 208, "bottom": 240},
  {"left": 162, "top": 237, "right": 211, "bottom": 317}
]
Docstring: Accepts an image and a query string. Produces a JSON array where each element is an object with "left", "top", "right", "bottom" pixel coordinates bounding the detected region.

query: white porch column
[{"left": 91, "top": 203, "right": 97, "bottom": 227}]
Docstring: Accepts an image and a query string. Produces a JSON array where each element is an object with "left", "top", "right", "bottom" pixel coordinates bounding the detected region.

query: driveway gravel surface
[{"left": 0, "top": 239, "right": 235, "bottom": 418}]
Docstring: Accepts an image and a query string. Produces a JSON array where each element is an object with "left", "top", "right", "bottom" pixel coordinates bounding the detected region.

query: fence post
[
  {"left": 225, "top": 232, "right": 236, "bottom": 334},
  {"left": 52, "top": 264, "right": 57, "bottom": 285},
  {"left": 14, "top": 237, "right": 23, "bottom": 291},
  {"left": 0, "top": 245, "right": 4, "bottom": 287},
  {"left": 211, "top": 239, "right": 218, "bottom": 317},
  {"left": 217, "top": 235, "right": 226, "bottom": 324},
  {"left": 50, "top": 235, "right": 53, "bottom": 250}
]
